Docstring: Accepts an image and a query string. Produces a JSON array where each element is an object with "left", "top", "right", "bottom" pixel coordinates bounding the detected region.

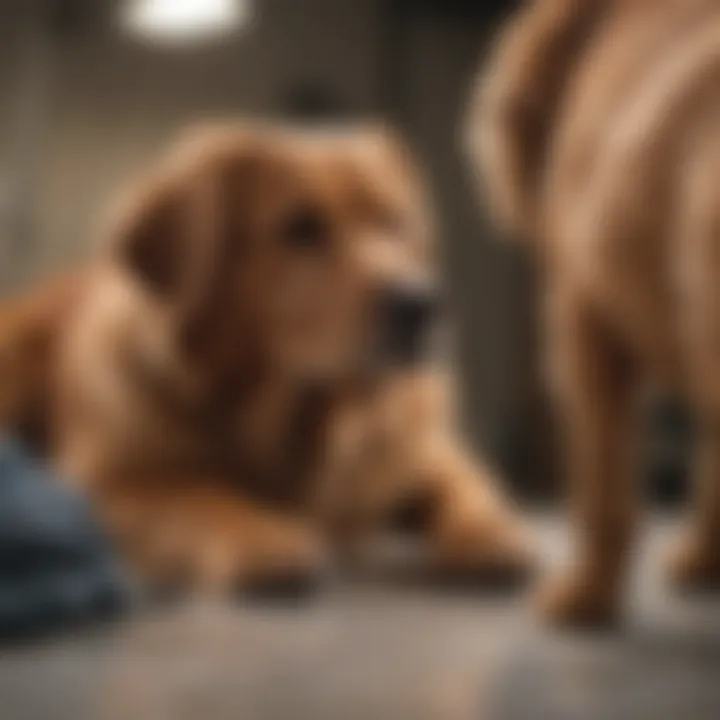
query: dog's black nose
[{"left": 379, "top": 282, "right": 439, "bottom": 364}]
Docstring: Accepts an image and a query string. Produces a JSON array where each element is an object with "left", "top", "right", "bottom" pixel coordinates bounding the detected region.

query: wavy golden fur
[
  {"left": 0, "top": 123, "right": 530, "bottom": 594},
  {"left": 471, "top": 0, "right": 720, "bottom": 624}
]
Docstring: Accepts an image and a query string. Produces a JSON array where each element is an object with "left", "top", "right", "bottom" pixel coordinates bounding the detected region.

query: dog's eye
[{"left": 281, "top": 208, "right": 328, "bottom": 251}]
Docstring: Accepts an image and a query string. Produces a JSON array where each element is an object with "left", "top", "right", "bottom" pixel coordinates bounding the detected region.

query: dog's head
[{"left": 105, "top": 123, "right": 439, "bottom": 385}]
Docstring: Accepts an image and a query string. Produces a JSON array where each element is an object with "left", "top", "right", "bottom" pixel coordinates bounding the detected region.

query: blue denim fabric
[{"left": 0, "top": 436, "right": 129, "bottom": 639}]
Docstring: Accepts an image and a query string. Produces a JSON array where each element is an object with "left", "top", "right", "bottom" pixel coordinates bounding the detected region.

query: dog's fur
[
  {"left": 0, "top": 123, "right": 530, "bottom": 594},
  {"left": 470, "top": 0, "right": 720, "bottom": 624},
  {"left": 0, "top": 274, "right": 81, "bottom": 451}
]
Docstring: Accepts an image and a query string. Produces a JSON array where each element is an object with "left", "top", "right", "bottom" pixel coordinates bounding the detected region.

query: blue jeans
[{"left": 0, "top": 436, "right": 129, "bottom": 639}]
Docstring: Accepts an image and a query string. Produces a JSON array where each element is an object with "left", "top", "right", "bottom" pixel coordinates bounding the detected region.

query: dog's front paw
[
  {"left": 149, "top": 513, "right": 328, "bottom": 600},
  {"left": 238, "top": 523, "right": 329, "bottom": 602},
  {"left": 537, "top": 570, "right": 619, "bottom": 628},
  {"left": 666, "top": 532, "right": 720, "bottom": 592},
  {"left": 433, "top": 512, "right": 536, "bottom": 588}
]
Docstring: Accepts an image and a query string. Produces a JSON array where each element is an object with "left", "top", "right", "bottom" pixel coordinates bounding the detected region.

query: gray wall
[
  {"left": 400, "top": 13, "right": 534, "bottom": 462},
  {"left": 38, "top": 0, "right": 384, "bottom": 275}
]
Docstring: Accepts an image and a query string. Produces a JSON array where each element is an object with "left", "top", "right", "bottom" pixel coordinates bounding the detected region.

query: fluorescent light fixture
[{"left": 122, "top": 0, "right": 251, "bottom": 44}]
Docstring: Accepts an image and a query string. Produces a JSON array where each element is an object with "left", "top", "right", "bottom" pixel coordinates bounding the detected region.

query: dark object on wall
[
  {"left": 50, "top": 0, "right": 92, "bottom": 36},
  {"left": 0, "top": 437, "right": 130, "bottom": 642},
  {"left": 282, "top": 82, "right": 347, "bottom": 123},
  {"left": 380, "top": 0, "right": 520, "bottom": 121}
]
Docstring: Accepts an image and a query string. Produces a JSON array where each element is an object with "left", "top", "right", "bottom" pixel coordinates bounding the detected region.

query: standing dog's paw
[
  {"left": 536, "top": 570, "right": 619, "bottom": 628},
  {"left": 666, "top": 533, "right": 720, "bottom": 592}
]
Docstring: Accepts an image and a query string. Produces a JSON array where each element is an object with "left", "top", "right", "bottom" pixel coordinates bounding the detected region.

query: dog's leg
[
  {"left": 416, "top": 443, "right": 535, "bottom": 583},
  {"left": 539, "top": 294, "right": 638, "bottom": 626},
  {"left": 321, "top": 372, "right": 534, "bottom": 580},
  {"left": 667, "top": 206, "right": 720, "bottom": 588},
  {"left": 94, "top": 480, "right": 325, "bottom": 597},
  {"left": 667, "top": 415, "right": 720, "bottom": 589},
  {"left": 323, "top": 436, "right": 535, "bottom": 580}
]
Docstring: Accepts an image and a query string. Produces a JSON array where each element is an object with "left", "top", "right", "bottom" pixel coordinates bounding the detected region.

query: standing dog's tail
[{"left": 465, "top": 0, "right": 603, "bottom": 242}]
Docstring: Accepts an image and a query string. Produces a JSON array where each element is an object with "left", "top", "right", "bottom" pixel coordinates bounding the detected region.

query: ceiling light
[{"left": 121, "top": 0, "right": 252, "bottom": 45}]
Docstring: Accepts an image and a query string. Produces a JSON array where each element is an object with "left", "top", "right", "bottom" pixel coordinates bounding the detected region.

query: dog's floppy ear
[
  {"left": 110, "top": 169, "right": 187, "bottom": 297},
  {"left": 108, "top": 130, "right": 266, "bottom": 356}
]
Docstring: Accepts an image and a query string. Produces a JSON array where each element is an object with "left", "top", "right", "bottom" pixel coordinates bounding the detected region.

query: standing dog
[
  {"left": 470, "top": 0, "right": 720, "bottom": 625},
  {"left": 0, "top": 123, "right": 531, "bottom": 594}
]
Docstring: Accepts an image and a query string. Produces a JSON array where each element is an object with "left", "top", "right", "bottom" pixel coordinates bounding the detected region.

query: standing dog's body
[
  {"left": 471, "top": 0, "right": 720, "bottom": 624},
  {"left": 0, "top": 123, "right": 530, "bottom": 594}
]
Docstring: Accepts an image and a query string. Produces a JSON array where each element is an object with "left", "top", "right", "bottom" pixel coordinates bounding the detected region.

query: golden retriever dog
[
  {"left": 0, "top": 122, "right": 531, "bottom": 596},
  {"left": 469, "top": 0, "right": 720, "bottom": 625}
]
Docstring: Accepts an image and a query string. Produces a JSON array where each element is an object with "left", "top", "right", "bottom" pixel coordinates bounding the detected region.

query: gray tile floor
[{"left": 1, "top": 516, "right": 720, "bottom": 720}]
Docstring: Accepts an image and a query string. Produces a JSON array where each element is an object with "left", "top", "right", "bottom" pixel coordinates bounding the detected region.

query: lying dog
[
  {"left": 470, "top": 0, "right": 720, "bottom": 624},
  {"left": 0, "top": 122, "right": 530, "bottom": 594}
]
